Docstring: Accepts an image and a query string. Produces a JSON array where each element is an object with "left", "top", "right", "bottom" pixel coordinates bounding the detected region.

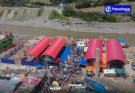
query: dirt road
[{"left": 0, "top": 24, "right": 135, "bottom": 45}]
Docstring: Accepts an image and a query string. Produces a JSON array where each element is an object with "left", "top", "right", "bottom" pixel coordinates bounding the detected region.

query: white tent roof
[
  {"left": 84, "top": 47, "right": 88, "bottom": 52},
  {"left": 77, "top": 41, "right": 86, "bottom": 47},
  {"left": 0, "top": 35, "right": 5, "bottom": 40}
]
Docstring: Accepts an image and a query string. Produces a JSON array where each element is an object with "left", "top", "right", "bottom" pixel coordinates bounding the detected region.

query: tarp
[
  {"left": 0, "top": 80, "right": 18, "bottom": 93},
  {"left": 85, "top": 39, "right": 102, "bottom": 61},
  {"left": 86, "top": 66, "right": 93, "bottom": 71},
  {"left": 100, "top": 53, "right": 107, "bottom": 68},
  {"left": 118, "top": 38, "right": 125, "bottom": 44},
  {"left": 21, "top": 78, "right": 41, "bottom": 85},
  {"left": 60, "top": 46, "right": 71, "bottom": 61},
  {"left": 1, "top": 58, "right": 15, "bottom": 64},
  {"left": 27, "top": 37, "right": 52, "bottom": 57},
  {"left": 80, "top": 57, "right": 87, "bottom": 65},
  {"left": 114, "top": 68, "right": 126, "bottom": 75},
  {"left": 84, "top": 78, "right": 106, "bottom": 93},
  {"left": 42, "top": 37, "right": 66, "bottom": 59},
  {"left": 21, "top": 61, "right": 43, "bottom": 66},
  {"left": 106, "top": 39, "right": 126, "bottom": 64}
]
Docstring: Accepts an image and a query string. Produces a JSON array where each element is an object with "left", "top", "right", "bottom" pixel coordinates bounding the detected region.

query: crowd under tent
[
  {"left": 42, "top": 37, "right": 66, "bottom": 63},
  {"left": 106, "top": 39, "right": 126, "bottom": 69}
]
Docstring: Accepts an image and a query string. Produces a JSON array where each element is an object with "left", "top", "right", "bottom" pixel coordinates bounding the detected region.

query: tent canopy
[
  {"left": 27, "top": 37, "right": 52, "bottom": 57},
  {"left": 118, "top": 38, "right": 125, "bottom": 44},
  {"left": 42, "top": 37, "right": 66, "bottom": 59},
  {"left": 106, "top": 39, "right": 126, "bottom": 64},
  {"left": 80, "top": 57, "right": 87, "bottom": 65},
  {"left": 60, "top": 45, "right": 71, "bottom": 61},
  {"left": 85, "top": 39, "right": 102, "bottom": 61}
]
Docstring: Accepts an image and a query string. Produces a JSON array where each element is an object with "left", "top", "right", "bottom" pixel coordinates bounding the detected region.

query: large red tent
[
  {"left": 27, "top": 37, "right": 52, "bottom": 57},
  {"left": 85, "top": 39, "right": 102, "bottom": 61},
  {"left": 42, "top": 37, "right": 66, "bottom": 59},
  {"left": 106, "top": 39, "right": 125, "bottom": 64}
]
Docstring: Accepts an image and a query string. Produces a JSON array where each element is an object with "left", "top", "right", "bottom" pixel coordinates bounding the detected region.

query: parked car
[{"left": 131, "top": 62, "right": 135, "bottom": 70}]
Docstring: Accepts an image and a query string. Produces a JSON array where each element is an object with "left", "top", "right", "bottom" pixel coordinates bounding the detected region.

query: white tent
[
  {"left": 84, "top": 47, "right": 88, "bottom": 52},
  {"left": 103, "top": 69, "right": 116, "bottom": 75},
  {"left": 77, "top": 41, "right": 86, "bottom": 48}
]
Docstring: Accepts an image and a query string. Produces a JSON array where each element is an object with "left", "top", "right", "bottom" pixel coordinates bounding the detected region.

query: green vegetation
[
  {"left": 14, "top": 11, "right": 18, "bottom": 17},
  {"left": 103, "top": 0, "right": 122, "bottom": 4},
  {"left": 0, "top": 0, "right": 29, "bottom": 6},
  {"left": 0, "top": 11, "right": 4, "bottom": 17},
  {"left": 127, "top": 0, "right": 135, "bottom": 1},
  {"left": 50, "top": 0, "right": 74, "bottom": 4},
  {"left": 131, "top": 14, "right": 135, "bottom": 21},
  {"left": 63, "top": 6, "right": 119, "bottom": 22},
  {"left": 127, "top": 1, "right": 135, "bottom": 13},
  {"left": 75, "top": 0, "right": 122, "bottom": 9},
  {"left": 49, "top": 10, "right": 68, "bottom": 21},
  {"left": 6, "top": 9, "right": 12, "bottom": 17},
  {"left": 50, "top": 0, "right": 61, "bottom": 4},
  {"left": 75, "top": 0, "right": 102, "bottom": 9},
  {"left": 37, "top": 7, "right": 44, "bottom": 16}
]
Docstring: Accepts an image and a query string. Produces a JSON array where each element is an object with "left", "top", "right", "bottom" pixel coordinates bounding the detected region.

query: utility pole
[{"left": 95, "top": 48, "right": 100, "bottom": 80}]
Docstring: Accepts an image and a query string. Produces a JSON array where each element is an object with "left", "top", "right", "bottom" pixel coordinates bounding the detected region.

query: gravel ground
[{"left": 0, "top": 18, "right": 135, "bottom": 34}]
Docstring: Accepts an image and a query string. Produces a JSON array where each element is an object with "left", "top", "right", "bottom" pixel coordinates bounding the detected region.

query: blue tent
[
  {"left": 118, "top": 38, "right": 125, "bottom": 44},
  {"left": 80, "top": 57, "right": 87, "bottom": 65},
  {"left": 60, "top": 46, "right": 71, "bottom": 61}
]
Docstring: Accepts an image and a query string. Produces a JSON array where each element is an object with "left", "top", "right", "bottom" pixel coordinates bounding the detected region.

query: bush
[
  {"left": 0, "top": 11, "right": 3, "bottom": 17},
  {"left": 63, "top": 6, "right": 77, "bottom": 17},
  {"left": 49, "top": 10, "right": 68, "bottom": 21},
  {"left": 103, "top": 0, "right": 122, "bottom": 4},
  {"left": 0, "top": 0, "right": 29, "bottom": 6},
  {"left": 131, "top": 13, "right": 135, "bottom": 21},
  {"left": 63, "top": 6, "right": 119, "bottom": 22},
  {"left": 37, "top": 7, "right": 44, "bottom": 16},
  {"left": 30, "top": 1, "right": 46, "bottom": 5},
  {"left": 50, "top": 0, "right": 61, "bottom": 4},
  {"left": 75, "top": 0, "right": 101, "bottom": 9},
  {"left": 127, "top": 0, "right": 135, "bottom": 1}
]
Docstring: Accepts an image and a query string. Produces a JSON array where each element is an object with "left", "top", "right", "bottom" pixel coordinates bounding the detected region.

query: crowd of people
[{"left": 39, "top": 43, "right": 84, "bottom": 93}]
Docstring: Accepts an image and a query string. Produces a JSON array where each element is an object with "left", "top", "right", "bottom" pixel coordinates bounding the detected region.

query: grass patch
[
  {"left": 6, "top": 9, "right": 12, "bottom": 17},
  {"left": 0, "top": 11, "right": 4, "bottom": 17},
  {"left": 14, "top": 11, "right": 18, "bottom": 17},
  {"left": 49, "top": 10, "right": 68, "bottom": 21},
  {"left": 37, "top": 7, "right": 44, "bottom": 16}
]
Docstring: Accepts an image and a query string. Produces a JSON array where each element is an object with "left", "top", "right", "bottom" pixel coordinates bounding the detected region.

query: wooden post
[{"left": 95, "top": 48, "right": 100, "bottom": 79}]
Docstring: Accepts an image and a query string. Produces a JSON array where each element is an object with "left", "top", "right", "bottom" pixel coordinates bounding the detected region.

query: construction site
[{"left": 0, "top": 31, "right": 135, "bottom": 93}]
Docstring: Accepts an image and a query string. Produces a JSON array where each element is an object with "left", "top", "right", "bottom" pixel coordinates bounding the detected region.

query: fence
[
  {"left": 84, "top": 77, "right": 106, "bottom": 93},
  {"left": 1, "top": 58, "right": 15, "bottom": 64},
  {"left": 21, "top": 61, "right": 43, "bottom": 66}
]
